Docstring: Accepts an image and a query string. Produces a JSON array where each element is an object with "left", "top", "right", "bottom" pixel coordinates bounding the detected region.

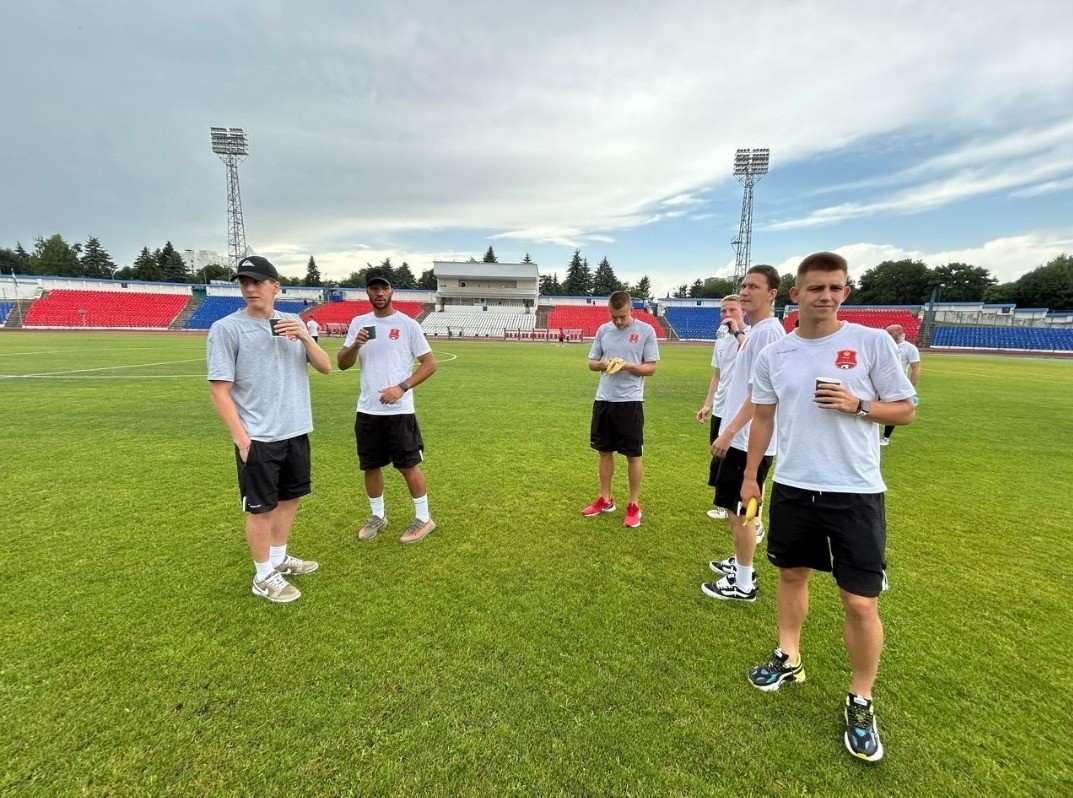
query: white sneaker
[
  {"left": 880, "top": 438, "right": 890, "bottom": 447},
  {"left": 755, "top": 520, "right": 765, "bottom": 544},
  {"left": 252, "top": 570, "right": 301, "bottom": 603},
  {"left": 706, "top": 508, "right": 727, "bottom": 519}
]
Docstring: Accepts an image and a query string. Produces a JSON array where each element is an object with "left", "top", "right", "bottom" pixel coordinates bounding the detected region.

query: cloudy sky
[{"left": 3, "top": 1, "right": 1072, "bottom": 295}]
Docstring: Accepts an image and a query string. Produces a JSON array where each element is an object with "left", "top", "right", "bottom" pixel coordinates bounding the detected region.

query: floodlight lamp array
[
  {"left": 210, "top": 127, "right": 248, "bottom": 156},
  {"left": 733, "top": 147, "right": 770, "bottom": 177}
]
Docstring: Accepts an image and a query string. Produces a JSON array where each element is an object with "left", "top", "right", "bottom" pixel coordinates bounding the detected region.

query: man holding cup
[
  {"left": 207, "top": 255, "right": 332, "bottom": 603},
  {"left": 739, "top": 251, "right": 915, "bottom": 762},
  {"left": 338, "top": 269, "right": 438, "bottom": 544}
]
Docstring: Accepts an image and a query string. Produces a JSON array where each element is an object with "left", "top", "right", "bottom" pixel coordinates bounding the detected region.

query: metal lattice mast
[
  {"left": 210, "top": 127, "right": 249, "bottom": 272},
  {"left": 731, "top": 148, "right": 770, "bottom": 288}
]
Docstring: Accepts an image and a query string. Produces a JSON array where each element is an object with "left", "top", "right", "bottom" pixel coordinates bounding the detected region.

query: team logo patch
[
  {"left": 835, "top": 349, "right": 858, "bottom": 370},
  {"left": 389, "top": 328, "right": 400, "bottom": 340},
  {"left": 629, "top": 333, "right": 639, "bottom": 343}
]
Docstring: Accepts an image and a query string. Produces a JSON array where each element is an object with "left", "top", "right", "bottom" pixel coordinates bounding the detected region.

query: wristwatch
[
  {"left": 733, "top": 330, "right": 745, "bottom": 338},
  {"left": 855, "top": 399, "right": 871, "bottom": 418}
]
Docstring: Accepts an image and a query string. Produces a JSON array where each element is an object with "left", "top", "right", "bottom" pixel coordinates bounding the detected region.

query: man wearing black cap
[
  {"left": 207, "top": 255, "right": 332, "bottom": 603},
  {"left": 338, "top": 269, "right": 438, "bottom": 544}
]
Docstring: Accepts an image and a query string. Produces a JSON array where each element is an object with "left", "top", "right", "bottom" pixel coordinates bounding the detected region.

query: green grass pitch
[{"left": 1, "top": 332, "right": 1071, "bottom": 796}]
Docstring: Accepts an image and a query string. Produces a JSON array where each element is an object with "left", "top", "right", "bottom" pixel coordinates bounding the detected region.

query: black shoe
[
  {"left": 844, "top": 693, "right": 884, "bottom": 762},
  {"left": 748, "top": 647, "right": 805, "bottom": 692}
]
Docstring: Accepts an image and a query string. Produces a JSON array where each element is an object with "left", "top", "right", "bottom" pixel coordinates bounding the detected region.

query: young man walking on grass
[
  {"left": 338, "top": 270, "right": 438, "bottom": 544},
  {"left": 208, "top": 256, "right": 332, "bottom": 604},
  {"left": 582, "top": 290, "right": 660, "bottom": 528},
  {"left": 740, "top": 251, "right": 915, "bottom": 762},
  {"left": 881, "top": 324, "right": 920, "bottom": 446},
  {"left": 703, "top": 265, "right": 784, "bottom": 602}
]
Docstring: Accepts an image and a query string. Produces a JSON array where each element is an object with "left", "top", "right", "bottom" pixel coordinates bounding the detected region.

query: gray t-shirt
[
  {"left": 588, "top": 319, "right": 661, "bottom": 402},
  {"left": 206, "top": 310, "right": 314, "bottom": 442}
]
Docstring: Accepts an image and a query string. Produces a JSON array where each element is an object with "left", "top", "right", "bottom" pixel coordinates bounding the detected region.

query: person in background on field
[
  {"left": 338, "top": 269, "right": 438, "bottom": 544},
  {"left": 696, "top": 294, "right": 746, "bottom": 521},
  {"left": 582, "top": 290, "right": 660, "bottom": 528},
  {"left": 306, "top": 316, "right": 320, "bottom": 343},
  {"left": 703, "top": 265, "right": 785, "bottom": 602},
  {"left": 207, "top": 256, "right": 332, "bottom": 604},
  {"left": 881, "top": 324, "right": 920, "bottom": 446},
  {"left": 741, "top": 251, "right": 915, "bottom": 763}
]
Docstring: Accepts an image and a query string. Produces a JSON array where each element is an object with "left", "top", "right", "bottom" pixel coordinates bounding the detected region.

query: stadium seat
[{"left": 23, "top": 290, "right": 188, "bottom": 329}]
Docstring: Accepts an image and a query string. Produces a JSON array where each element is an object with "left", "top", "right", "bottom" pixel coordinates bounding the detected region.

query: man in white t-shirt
[
  {"left": 702, "top": 265, "right": 785, "bottom": 602},
  {"left": 881, "top": 325, "right": 920, "bottom": 446},
  {"left": 740, "top": 252, "right": 915, "bottom": 763},
  {"left": 305, "top": 317, "right": 320, "bottom": 342},
  {"left": 696, "top": 294, "right": 746, "bottom": 521},
  {"left": 338, "top": 270, "right": 438, "bottom": 544}
]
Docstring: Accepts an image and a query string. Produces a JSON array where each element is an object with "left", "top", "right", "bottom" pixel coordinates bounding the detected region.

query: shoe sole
[
  {"left": 582, "top": 506, "right": 616, "bottom": 516},
  {"left": 252, "top": 585, "right": 301, "bottom": 603},
  {"left": 706, "top": 509, "right": 727, "bottom": 519},
  {"left": 400, "top": 520, "right": 436, "bottom": 543},
  {"left": 749, "top": 669, "right": 805, "bottom": 692}
]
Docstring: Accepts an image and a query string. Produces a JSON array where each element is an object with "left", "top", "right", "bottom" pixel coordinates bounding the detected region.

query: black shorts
[
  {"left": 355, "top": 412, "right": 425, "bottom": 470},
  {"left": 707, "top": 415, "right": 723, "bottom": 487},
  {"left": 589, "top": 400, "right": 644, "bottom": 457},
  {"left": 766, "top": 483, "right": 887, "bottom": 597},
  {"left": 235, "top": 434, "right": 312, "bottom": 514},
  {"left": 713, "top": 446, "right": 772, "bottom": 512}
]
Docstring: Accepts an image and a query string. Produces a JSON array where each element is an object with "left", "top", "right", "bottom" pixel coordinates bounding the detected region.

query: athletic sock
[
  {"left": 736, "top": 563, "right": 754, "bottom": 591},
  {"left": 254, "top": 560, "right": 274, "bottom": 580},
  {"left": 370, "top": 495, "right": 385, "bottom": 519},
  {"left": 413, "top": 494, "right": 430, "bottom": 522},
  {"left": 269, "top": 545, "right": 286, "bottom": 568}
]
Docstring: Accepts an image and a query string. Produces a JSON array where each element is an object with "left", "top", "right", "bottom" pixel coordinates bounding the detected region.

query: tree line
[
  {"left": 674, "top": 256, "right": 1073, "bottom": 311},
  {"left": 3, "top": 235, "right": 1070, "bottom": 310}
]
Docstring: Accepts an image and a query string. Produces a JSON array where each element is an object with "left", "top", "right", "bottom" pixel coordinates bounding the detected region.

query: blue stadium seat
[
  {"left": 184, "top": 297, "right": 309, "bottom": 329},
  {"left": 932, "top": 326, "right": 1073, "bottom": 351}
]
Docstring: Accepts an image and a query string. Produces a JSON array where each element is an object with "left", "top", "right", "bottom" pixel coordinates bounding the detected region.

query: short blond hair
[{"left": 721, "top": 294, "right": 742, "bottom": 305}]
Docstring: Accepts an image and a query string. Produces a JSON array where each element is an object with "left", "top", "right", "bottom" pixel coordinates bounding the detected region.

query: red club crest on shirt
[
  {"left": 835, "top": 349, "right": 858, "bottom": 370},
  {"left": 629, "top": 333, "right": 639, "bottom": 343},
  {"left": 389, "top": 328, "right": 400, "bottom": 340}
]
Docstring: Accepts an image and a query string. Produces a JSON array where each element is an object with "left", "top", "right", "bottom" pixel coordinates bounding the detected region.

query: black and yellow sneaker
[
  {"left": 844, "top": 693, "right": 884, "bottom": 762},
  {"left": 748, "top": 647, "right": 805, "bottom": 692}
]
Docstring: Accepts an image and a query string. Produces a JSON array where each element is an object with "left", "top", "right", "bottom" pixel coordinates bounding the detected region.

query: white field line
[{"left": 1, "top": 358, "right": 205, "bottom": 379}]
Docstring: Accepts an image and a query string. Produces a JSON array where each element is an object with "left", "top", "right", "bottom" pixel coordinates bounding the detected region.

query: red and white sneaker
[
  {"left": 623, "top": 502, "right": 642, "bottom": 528},
  {"left": 582, "top": 496, "right": 616, "bottom": 516}
]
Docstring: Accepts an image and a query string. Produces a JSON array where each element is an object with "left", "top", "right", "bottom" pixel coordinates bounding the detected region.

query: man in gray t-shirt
[
  {"left": 582, "top": 291, "right": 660, "bottom": 528},
  {"left": 207, "top": 256, "right": 332, "bottom": 604}
]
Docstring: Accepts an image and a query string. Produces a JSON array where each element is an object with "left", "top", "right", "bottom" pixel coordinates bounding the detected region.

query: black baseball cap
[
  {"left": 365, "top": 269, "right": 392, "bottom": 287},
  {"left": 232, "top": 256, "right": 280, "bottom": 282}
]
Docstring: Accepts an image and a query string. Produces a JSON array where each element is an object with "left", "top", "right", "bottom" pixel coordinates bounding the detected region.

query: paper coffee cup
[
  {"left": 363, "top": 325, "right": 376, "bottom": 340},
  {"left": 269, "top": 318, "right": 283, "bottom": 336},
  {"left": 815, "top": 376, "right": 841, "bottom": 390}
]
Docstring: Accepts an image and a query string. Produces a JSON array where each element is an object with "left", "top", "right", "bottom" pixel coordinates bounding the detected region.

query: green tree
[
  {"left": 130, "top": 247, "right": 164, "bottom": 281},
  {"left": 482, "top": 246, "right": 498, "bottom": 263},
  {"left": 687, "top": 279, "right": 705, "bottom": 298},
  {"left": 629, "top": 275, "right": 653, "bottom": 300},
  {"left": 591, "top": 257, "right": 621, "bottom": 296},
  {"left": 672, "top": 284, "right": 689, "bottom": 298},
  {"left": 522, "top": 252, "right": 534, "bottom": 264},
  {"left": 79, "top": 237, "right": 117, "bottom": 279},
  {"left": 928, "top": 262, "right": 997, "bottom": 301},
  {"left": 562, "top": 250, "right": 592, "bottom": 295},
  {"left": 1012, "top": 254, "right": 1073, "bottom": 310},
  {"left": 30, "top": 234, "right": 82, "bottom": 276},
  {"left": 200, "top": 263, "right": 231, "bottom": 283},
  {"left": 854, "top": 259, "right": 932, "bottom": 305},
  {"left": 775, "top": 272, "right": 795, "bottom": 307},
  {"left": 394, "top": 262, "right": 417, "bottom": 289},
  {"left": 304, "top": 256, "right": 321, "bottom": 287},
  {"left": 0, "top": 248, "right": 24, "bottom": 275},
  {"left": 339, "top": 272, "right": 365, "bottom": 288},
  {"left": 538, "top": 272, "right": 562, "bottom": 296},
  {"left": 418, "top": 269, "right": 438, "bottom": 290},
  {"left": 157, "top": 241, "right": 188, "bottom": 283}
]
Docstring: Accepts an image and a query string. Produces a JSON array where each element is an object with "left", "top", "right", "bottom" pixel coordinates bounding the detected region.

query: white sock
[
  {"left": 370, "top": 494, "right": 385, "bottom": 519},
  {"left": 269, "top": 545, "right": 286, "bottom": 568},
  {"left": 254, "top": 560, "right": 274, "bottom": 580},
  {"left": 735, "top": 563, "right": 754, "bottom": 590},
  {"left": 413, "top": 494, "right": 430, "bottom": 522}
]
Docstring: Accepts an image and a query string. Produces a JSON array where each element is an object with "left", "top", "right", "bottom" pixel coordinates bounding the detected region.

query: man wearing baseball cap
[
  {"left": 207, "top": 255, "right": 332, "bottom": 603},
  {"left": 338, "top": 269, "right": 439, "bottom": 544}
]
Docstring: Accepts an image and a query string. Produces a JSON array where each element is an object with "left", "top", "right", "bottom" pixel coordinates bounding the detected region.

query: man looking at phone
[
  {"left": 740, "top": 251, "right": 915, "bottom": 762},
  {"left": 338, "top": 270, "right": 438, "bottom": 544}
]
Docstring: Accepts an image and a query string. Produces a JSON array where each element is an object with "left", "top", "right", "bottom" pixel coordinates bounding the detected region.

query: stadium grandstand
[{"left": 3, "top": 273, "right": 1071, "bottom": 354}]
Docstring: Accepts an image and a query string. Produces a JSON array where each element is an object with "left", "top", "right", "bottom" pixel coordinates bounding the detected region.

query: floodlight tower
[
  {"left": 731, "top": 148, "right": 770, "bottom": 288},
  {"left": 210, "top": 126, "right": 249, "bottom": 272}
]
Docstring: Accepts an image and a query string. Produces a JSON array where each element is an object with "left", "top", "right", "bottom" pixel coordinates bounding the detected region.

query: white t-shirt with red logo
[
  {"left": 724, "top": 316, "right": 786, "bottom": 456},
  {"left": 344, "top": 310, "right": 431, "bottom": 416},
  {"left": 751, "top": 322, "right": 915, "bottom": 492}
]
